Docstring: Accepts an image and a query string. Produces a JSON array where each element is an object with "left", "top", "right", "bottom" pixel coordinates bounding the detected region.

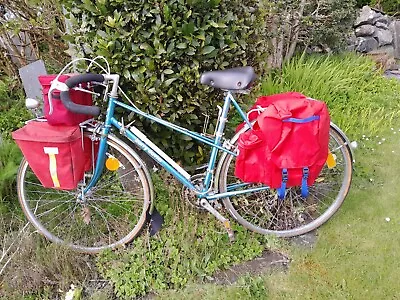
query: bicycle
[{"left": 16, "top": 58, "right": 354, "bottom": 253}]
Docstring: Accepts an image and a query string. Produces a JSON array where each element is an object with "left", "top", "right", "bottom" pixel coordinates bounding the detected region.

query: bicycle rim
[
  {"left": 218, "top": 127, "right": 352, "bottom": 237},
  {"left": 17, "top": 134, "right": 151, "bottom": 253}
]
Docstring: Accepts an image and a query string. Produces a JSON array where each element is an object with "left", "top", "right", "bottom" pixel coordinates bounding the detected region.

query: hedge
[{"left": 62, "top": 0, "right": 263, "bottom": 164}]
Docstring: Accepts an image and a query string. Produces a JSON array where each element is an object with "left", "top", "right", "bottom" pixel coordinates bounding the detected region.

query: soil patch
[{"left": 208, "top": 250, "right": 290, "bottom": 285}]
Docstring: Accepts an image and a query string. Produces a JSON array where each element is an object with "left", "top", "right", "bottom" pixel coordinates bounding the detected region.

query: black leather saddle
[{"left": 200, "top": 66, "right": 256, "bottom": 91}]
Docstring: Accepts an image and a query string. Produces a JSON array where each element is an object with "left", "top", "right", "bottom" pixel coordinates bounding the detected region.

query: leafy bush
[
  {"left": 0, "top": 77, "right": 31, "bottom": 139},
  {"left": 356, "top": 0, "right": 400, "bottom": 15},
  {"left": 96, "top": 173, "right": 277, "bottom": 298},
  {"left": 371, "top": 0, "right": 400, "bottom": 14},
  {"left": 62, "top": 0, "right": 261, "bottom": 164},
  {"left": 0, "top": 1, "right": 68, "bottom": 77},
  {"left": 260, "top": 53, "right": 400, "bottom": 137},
  {"left": 259, "top": 0, "right": 356, "bottom": 69},
  {"left": 302, "top": 0, "right": 357, "bottom": 50},
  {"left": 356, "top": 0, "right": 371, "bottom": 7},
  {"left": 0, "top": 139, "right": 21, "bottom": 202}
]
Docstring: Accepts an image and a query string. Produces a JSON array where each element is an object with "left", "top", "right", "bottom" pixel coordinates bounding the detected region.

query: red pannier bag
[
  {"left": 12, "top": 121, "right": 92, "bottom": 190},
  {"left": 235, "top": 93, "right": 330, "bottom": 198},
  {"left": 38, "top": 74, "right": 93, "bottom": 126}
]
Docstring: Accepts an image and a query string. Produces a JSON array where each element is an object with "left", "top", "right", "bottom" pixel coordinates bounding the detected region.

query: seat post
[{"left": 202, "top": 91, "right": 232, "bottom": 190}]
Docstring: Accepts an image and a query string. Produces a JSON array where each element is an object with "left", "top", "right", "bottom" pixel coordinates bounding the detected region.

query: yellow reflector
[
  {"left": 326, "top": 152, "right": 337, "bottom": 169},
  {"left": 106, "top": 157, "right": 120, "bottom": 171}
]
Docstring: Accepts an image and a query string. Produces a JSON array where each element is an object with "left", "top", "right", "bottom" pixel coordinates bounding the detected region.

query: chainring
[{"left": 181, "top": 174, "right": 221, "bottom": 210}]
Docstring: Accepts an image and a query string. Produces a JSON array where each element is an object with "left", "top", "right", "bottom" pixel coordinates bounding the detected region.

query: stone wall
[{"left": 352, "top": 6, "right": 400, "bottom": 59}]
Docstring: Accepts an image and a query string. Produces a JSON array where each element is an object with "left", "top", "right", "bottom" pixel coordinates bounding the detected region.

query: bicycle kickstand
[{"left": 199, "top": 199, "right": 235, "bottom": 242}]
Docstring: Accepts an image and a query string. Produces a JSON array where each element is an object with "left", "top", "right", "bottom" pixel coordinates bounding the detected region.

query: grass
[
  {"left": 260, "top": 53, "right": 400, "bottom": 138},
  {"left": 261, "top": 130, "right": 400, "bottom": 299}
]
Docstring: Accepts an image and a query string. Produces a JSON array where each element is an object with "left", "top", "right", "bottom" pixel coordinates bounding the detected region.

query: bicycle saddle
[{"left": 200, "top": 66, "right": 256, "bottom": 91}]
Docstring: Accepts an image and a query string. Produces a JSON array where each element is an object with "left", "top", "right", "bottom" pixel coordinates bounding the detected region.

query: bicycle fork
[{"left": 199, "top": 199, "right": 235, "bottom": 242}]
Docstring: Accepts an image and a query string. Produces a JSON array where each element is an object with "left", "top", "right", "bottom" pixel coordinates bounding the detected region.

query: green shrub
[
  {"left": 356, "top": 0, "right": 400, "bottom": 15},
  {"left": 0, "top": 77, "right": 31, "bottom": 139},
  {"left": 0, "top": 77, "right": 29, "bottom": 204},
  {"left": 260, "top": 53, "right": 400, "bottom": 137},
  {"left": 0, "top": 139, "right": 22, "bottom": 202},
  {"left": 371, "top": 0, "right": 400, "bottom": 14},
  {"left": 62, "top": 0, "right": 262, "bottom": 164},
  {"left": 303, "top": 0, "right": 357, "bottom": 51},
  {"left": 356, "top": 0, "right": 371, "bottom": 7}
]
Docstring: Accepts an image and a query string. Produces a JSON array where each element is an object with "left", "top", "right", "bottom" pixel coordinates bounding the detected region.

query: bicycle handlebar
[{"left": 60, "top": 73, "right": 105, "bottom": 117}]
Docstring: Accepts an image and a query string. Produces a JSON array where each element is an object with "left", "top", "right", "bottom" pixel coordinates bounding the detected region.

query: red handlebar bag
[
  {"left": 39, "top": 75, "right": 93, "bottom": 126},
  {"left": 12, "top": 121, "right": 91, "bottom": 190},
  {"left": 235, "top": 94, "right": 330, "bottom": 198}
]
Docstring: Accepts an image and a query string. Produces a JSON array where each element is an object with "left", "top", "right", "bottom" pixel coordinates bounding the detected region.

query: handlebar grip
[{"left": 60, "top": 73, "right": 105, "bottom": 117}]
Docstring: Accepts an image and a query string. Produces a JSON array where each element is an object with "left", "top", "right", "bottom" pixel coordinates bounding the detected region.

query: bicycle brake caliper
[{"left": 199, "top": 199, "right": 235, "bottom": 242}]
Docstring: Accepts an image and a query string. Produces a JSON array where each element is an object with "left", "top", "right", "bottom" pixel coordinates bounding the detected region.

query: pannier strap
[
  {"left": 277, "top": 169, "right": 288, "bottom": 200},
  {"left": 277, "top": 167, "right": 309, "bottom": 200},
  {"left": 301, "top": 167, "right": 309, "bottom": 198},
  {"left": 283, "top": 116, "right": 320, "bottom": 123}
]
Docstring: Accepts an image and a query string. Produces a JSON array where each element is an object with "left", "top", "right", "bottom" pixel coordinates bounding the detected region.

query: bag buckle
[
  {"left": 277, "top": 169, "right": 288, "bottom": 200},
  {"left": 301, "top": 167, "right": 309, "bottom": 198}
]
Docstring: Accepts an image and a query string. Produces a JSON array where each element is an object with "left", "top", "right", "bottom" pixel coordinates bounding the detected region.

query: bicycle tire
[
  {"left": 17, "top": 130, "right": 152, "bottom": 253},
  {"left": 216, "top": 125, "right": 352, "bottom": 237}
]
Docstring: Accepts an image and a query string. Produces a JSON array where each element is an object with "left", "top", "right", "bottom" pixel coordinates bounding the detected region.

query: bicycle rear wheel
[
  {"left": 217, "top": 126, "right": 352, "bottom": 237},
  {"left": 17, "top": 131, "right": 152, "bottom": 253}
]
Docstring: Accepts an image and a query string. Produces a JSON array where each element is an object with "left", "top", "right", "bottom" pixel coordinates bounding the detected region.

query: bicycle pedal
[
  {"left": 223, "top": 220, "right": 235, "bottom": 242},
  {"left": 200, "top": 199, "right": 235, "bottom": 242}
]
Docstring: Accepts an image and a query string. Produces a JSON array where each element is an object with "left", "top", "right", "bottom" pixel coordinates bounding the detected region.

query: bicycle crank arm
[{"left": 199, "top": 199, "right": 235, "bottom": 242}]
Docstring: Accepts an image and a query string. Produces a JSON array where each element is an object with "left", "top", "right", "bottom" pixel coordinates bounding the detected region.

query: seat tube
[{"left": 203, "top": 92, "right": 232, "bottom": 190}]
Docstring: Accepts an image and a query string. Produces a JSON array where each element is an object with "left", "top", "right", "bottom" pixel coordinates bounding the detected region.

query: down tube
[{"left": 110, "top": 118, "right": 196, "bottom": 190}]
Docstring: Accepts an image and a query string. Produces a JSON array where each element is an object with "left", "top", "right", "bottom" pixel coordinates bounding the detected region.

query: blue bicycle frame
[{"left": 85, "top": 91, "right": 270, "bottom": 201}]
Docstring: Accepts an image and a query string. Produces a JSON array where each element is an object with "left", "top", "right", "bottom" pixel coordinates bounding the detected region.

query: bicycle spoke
[
  {"left": 17, "top": 132, "right": 151, "bottom": 253},
  {"left": 220, "top": 127, "right": 352, "bottom": 236}
]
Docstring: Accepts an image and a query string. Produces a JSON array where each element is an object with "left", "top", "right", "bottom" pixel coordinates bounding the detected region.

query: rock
[
  {"left": 374, "top": 29, "right": 393, "bottom": 46},
  {"left": 355, "top": 25, "right": 376, "bottom": 37},
  {"left": 209, "top": 251, "right": 289, "bottom": 285},
  {"left": 367, "top": 49, "right": 397, "bottom": 70},
  {"left": 347, "top": 32, "right": 358, "bottom": 51},
  {"left": 354, "top": 6, "right": 381, "bottom": 27},
  {"left": 389, "top": 21, "right": 400, "bottom": 59},
  {"left": 368, "top": 45, "right": 395, "bottom": 55},
  {"left": 356, "top": 37, "right": 379, "bottom": 53},
  {"left": 375, "top": 21, "right": 389, "bottom": 30},
  {"left": 375, "top": 15, "right": 391, "bottom": 25}
]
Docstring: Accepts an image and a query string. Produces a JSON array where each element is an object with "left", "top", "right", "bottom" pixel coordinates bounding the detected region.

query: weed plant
[
  {"left": 96, "top": 173, "right": 279, "bottom": 298},
  {"left": 260, "top": 53, "right": 400, "bottom": 138},
  {"left": 0, "top": 234, "right": 95, "bottom": 299}
]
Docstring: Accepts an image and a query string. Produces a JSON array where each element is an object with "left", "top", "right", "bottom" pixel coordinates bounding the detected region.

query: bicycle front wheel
[
  {"left": 17, "top": 132, "right": 152, "bottom": 253},
  {"left": 217, "top": 126, "right": 352, "bottom": 237}
]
